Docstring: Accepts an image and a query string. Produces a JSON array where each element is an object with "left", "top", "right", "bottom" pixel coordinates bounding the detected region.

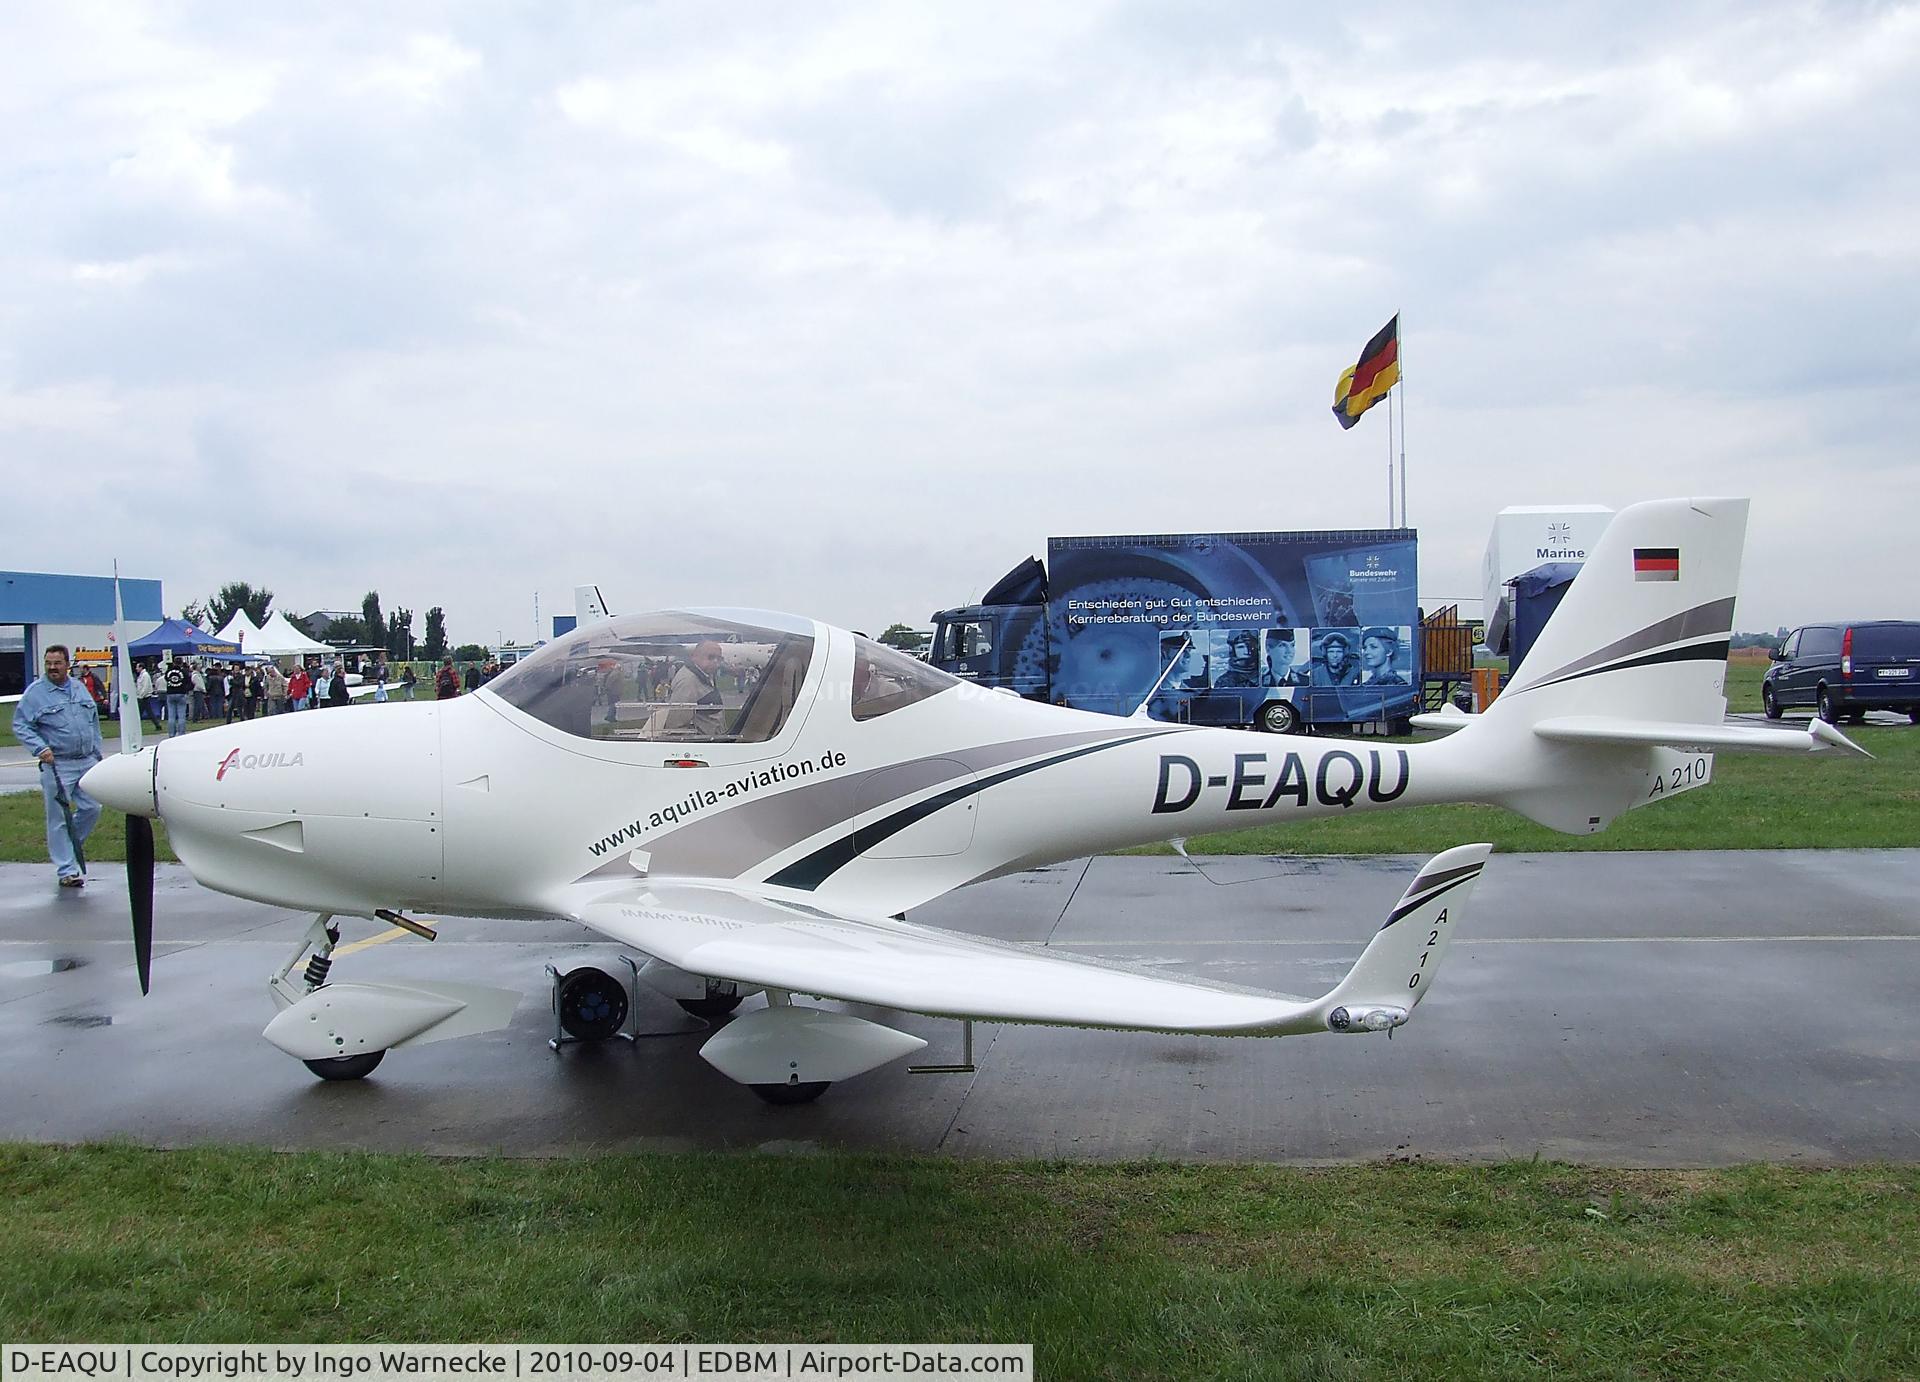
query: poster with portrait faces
[{"left": 1047, "top": 529, "right": 1418, "bottom": 724}]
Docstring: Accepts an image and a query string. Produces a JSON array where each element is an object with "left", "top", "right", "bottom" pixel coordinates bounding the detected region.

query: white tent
[
  {"left": 250, "top": 611, "right": 336, "bottom": 657},
  {"left": 213, "top": 609, "right": 264, "bottom": 649}
]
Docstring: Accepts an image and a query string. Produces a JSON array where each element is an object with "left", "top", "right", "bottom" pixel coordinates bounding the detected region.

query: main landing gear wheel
[
  {"left": 1762, "top": 685, "right": 1782, "bottom": 720},
  {"left": 677, "top": 992, "right": 744, "bottom": 1020},
  {"left": 557, "top": 967, "right": 629, "bottom": 1042},
  {"left": 1255, "top": 700, "right": 1301, "bottom": 734},
  {"left": 303, "top": 1051, "right": 385, "bottom": 1081},
  {"left": 751, "top": 1081, "right": 831, "bottom": 1105}
]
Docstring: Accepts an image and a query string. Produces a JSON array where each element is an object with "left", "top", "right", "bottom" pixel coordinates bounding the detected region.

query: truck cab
[
  {"left": 929, "top": 604, "right": 1051, "bottom": 698},
  {"left": 929, "top": 556, "right": 1052, "bottom": 700}
]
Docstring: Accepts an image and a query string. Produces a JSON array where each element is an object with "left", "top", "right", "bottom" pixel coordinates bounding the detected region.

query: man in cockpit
[{"left": 663, "top": 640, "right": 727, "bottom": 738}]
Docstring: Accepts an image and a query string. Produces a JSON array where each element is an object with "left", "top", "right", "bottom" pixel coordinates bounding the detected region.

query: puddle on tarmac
[
  {"left": 0, "top": 957, "right": 85, "bottom": 978},
  {"left": 47, "top": 1013, "right": 113, "bottom": 1029}
]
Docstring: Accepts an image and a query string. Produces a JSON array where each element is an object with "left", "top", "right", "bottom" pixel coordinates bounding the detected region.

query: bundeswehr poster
[{"left": 1046, "top": 530, "right": 1419, "bottom": 727}]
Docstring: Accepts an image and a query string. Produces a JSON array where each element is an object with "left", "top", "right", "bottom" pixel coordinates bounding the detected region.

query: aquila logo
[{"left": 216, "top": 748, "right": 305, "bottom": 780}]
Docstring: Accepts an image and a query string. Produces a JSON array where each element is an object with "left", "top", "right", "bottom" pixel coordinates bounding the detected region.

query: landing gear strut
[
  {"left": 263, "top": 913, "right": 518, "bottom": 1080},
  {"left": 270, "top": 915, "right": 390, "bottom": 1082}
]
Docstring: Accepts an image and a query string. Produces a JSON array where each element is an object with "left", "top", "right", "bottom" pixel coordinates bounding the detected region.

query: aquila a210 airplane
[{"left": 83, "top": 498, "right": 1863, "bottom": 1102}]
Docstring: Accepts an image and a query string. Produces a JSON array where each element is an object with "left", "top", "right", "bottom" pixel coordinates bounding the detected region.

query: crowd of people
[
  {"left": 65, "top": 655, "right": 445, "bottom": 736},
  {"left": 52, "top": 654, "right": 549, "bottom": 728}
]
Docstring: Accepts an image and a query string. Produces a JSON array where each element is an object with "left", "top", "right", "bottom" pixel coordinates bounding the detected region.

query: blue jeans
[
  {"left": 41, "top": 757, "right": 103, "bottom": 880},
  {"left": 165, "top": 693, "right": 189, "bottom": 736}
]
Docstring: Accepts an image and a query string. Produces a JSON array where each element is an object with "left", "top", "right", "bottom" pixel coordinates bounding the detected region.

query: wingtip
[
  {"left": 1418, "top": 842, "right": 1494, "bottom": 878},
  {"left": 1810, "top": 718, "right": 1874, "bottom": 759}
]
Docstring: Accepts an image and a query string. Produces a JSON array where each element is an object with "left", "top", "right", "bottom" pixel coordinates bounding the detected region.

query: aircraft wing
[{"left": 569, "top": 844, "right": 1491, "bottom": 1037}]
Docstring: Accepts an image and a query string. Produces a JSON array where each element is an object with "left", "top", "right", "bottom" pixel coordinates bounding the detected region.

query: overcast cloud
[{"left": 3, "top": 0, "right": 1916, "bottom": 641}]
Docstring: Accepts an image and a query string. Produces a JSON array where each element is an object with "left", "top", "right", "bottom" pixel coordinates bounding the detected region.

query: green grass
[
  {"left": 1, "top": 1147, "right": 1915, "bottom": 1379},
  {"left": 0, "top": 793, "right": 179, "bottom": 863}
]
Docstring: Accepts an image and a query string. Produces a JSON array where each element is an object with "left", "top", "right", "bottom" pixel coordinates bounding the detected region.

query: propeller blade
[{"left": 127, "top": 814, "right": 155, "bottom": 995}]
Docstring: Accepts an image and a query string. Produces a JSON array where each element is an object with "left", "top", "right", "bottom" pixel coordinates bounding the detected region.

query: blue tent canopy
[{"left": 127, "top": 619, "right": 244, "bottom": 659}]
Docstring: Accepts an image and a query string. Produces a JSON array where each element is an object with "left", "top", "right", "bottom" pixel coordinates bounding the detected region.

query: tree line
[{"left": 182, "top": 581, "right": 453, "bottom": 661}]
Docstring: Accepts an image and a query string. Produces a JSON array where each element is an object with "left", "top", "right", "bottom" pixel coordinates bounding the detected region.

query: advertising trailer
[{"left": 930, "top": 529, "right": 1419, "bottom": 733}]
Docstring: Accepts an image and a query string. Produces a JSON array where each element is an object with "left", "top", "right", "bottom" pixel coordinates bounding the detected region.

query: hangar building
[{"left": 0, "top": 569, "right": 165, "bottom": 696}]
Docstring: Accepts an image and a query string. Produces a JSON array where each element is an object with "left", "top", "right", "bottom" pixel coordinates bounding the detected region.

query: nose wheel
[{"left": 303, "top": 1051, "right": 386, "bottom": 1081}]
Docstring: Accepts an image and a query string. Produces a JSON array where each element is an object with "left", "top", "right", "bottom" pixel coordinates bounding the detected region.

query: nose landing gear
[{"left": 263, "top": 913, "right": 521, "bottom": 1080}]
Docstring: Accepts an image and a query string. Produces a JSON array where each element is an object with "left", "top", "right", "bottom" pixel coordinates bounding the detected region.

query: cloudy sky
[{"left": 4, "top": 1, "right": 1915, "bottom": 643}]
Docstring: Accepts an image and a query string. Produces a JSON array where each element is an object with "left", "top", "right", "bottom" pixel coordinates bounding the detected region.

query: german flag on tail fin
[{"left": 1332, "top": 315, "right": 1399, "bottom": 429}]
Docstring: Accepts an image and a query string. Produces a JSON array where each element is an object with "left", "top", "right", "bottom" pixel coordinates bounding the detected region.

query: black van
[{"left": 1763, "top": 621, "right": 1920, "bottom": 723}]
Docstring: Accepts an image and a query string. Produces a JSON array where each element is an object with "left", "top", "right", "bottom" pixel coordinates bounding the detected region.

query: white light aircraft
[{"left": 83, "top": 498, "right": 1865, "bottom": 1102}]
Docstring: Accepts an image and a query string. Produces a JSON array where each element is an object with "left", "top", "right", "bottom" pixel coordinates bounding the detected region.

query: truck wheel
[
  {"left": 1817, "top": 686, "right": 1837, "bottom": 724},
  {"left": 1762, "top": 685, "right": 1781, "bottom": 720},
  {"left": 1255, "top": 701, "right": 1300, "bottom": 734}
]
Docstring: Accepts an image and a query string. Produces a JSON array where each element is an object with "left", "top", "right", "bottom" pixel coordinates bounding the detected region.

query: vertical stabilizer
[
  {"left": 1490, "top": 497, "right": 1746, "bottom": 728},
  {"left": 1464, "top": 498, "right": 1749, "bottom": 833},
  {"left": 575, "top": 585, "right": 611, "bottom": 627}
]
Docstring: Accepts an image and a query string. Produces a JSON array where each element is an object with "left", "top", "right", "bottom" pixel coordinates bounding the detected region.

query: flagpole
[
  {"left": 1398, "top": 308, "right": 1408, "bottom": 529},
  {"left": 1390, "top": 370, "right": 1405, "bottom": 525}
]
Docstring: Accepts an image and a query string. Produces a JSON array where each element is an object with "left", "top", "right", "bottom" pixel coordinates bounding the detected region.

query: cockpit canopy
[
  {"left": 487, "top": 612, "right": 816, "bottom": 744},
  {"left": 486, "top": 610, "right": 965, "bottom": 744}
]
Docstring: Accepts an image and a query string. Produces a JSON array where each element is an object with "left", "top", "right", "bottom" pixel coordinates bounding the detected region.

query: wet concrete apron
[{"left": 2, "top": 851, "right": 1916, "bottom": 1164}]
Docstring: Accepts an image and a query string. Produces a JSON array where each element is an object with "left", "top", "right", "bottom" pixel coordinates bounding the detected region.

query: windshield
[
  {"left": 851, "top": 637, "right": 960, "bottom": 720},
  {"left": 487, "top": 612, "right": 815, "bottom": 743}
]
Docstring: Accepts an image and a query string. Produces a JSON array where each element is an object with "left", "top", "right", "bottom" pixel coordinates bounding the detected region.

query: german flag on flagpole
[{"left": 1331, "top": 314, "right": 1399, "bottom": 430}]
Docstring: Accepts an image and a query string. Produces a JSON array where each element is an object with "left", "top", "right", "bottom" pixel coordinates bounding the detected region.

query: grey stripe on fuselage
[
  {"left": 574, "top": 725, "right": 1183, "bottom": 883},
  {"left": 1506, "top": 596, "right": 1736, "bottom": 697}
]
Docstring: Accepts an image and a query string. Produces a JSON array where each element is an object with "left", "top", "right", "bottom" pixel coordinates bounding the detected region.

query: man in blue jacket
[{"left": 12, "top": 644, "right": 105, "bottom": 888}]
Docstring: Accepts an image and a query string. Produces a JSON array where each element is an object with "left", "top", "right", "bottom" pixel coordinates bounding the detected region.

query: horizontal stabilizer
[
  {"left": 1411, "top": 705, "right": 1476, "bottom": 733},
  {"left": 1533, "top": 715, "right": 1871, "bottom": 758}
]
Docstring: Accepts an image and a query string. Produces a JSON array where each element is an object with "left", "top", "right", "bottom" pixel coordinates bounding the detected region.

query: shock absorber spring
[{"left": 303, "top": 953, "right": 333, "bottom": 988}]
